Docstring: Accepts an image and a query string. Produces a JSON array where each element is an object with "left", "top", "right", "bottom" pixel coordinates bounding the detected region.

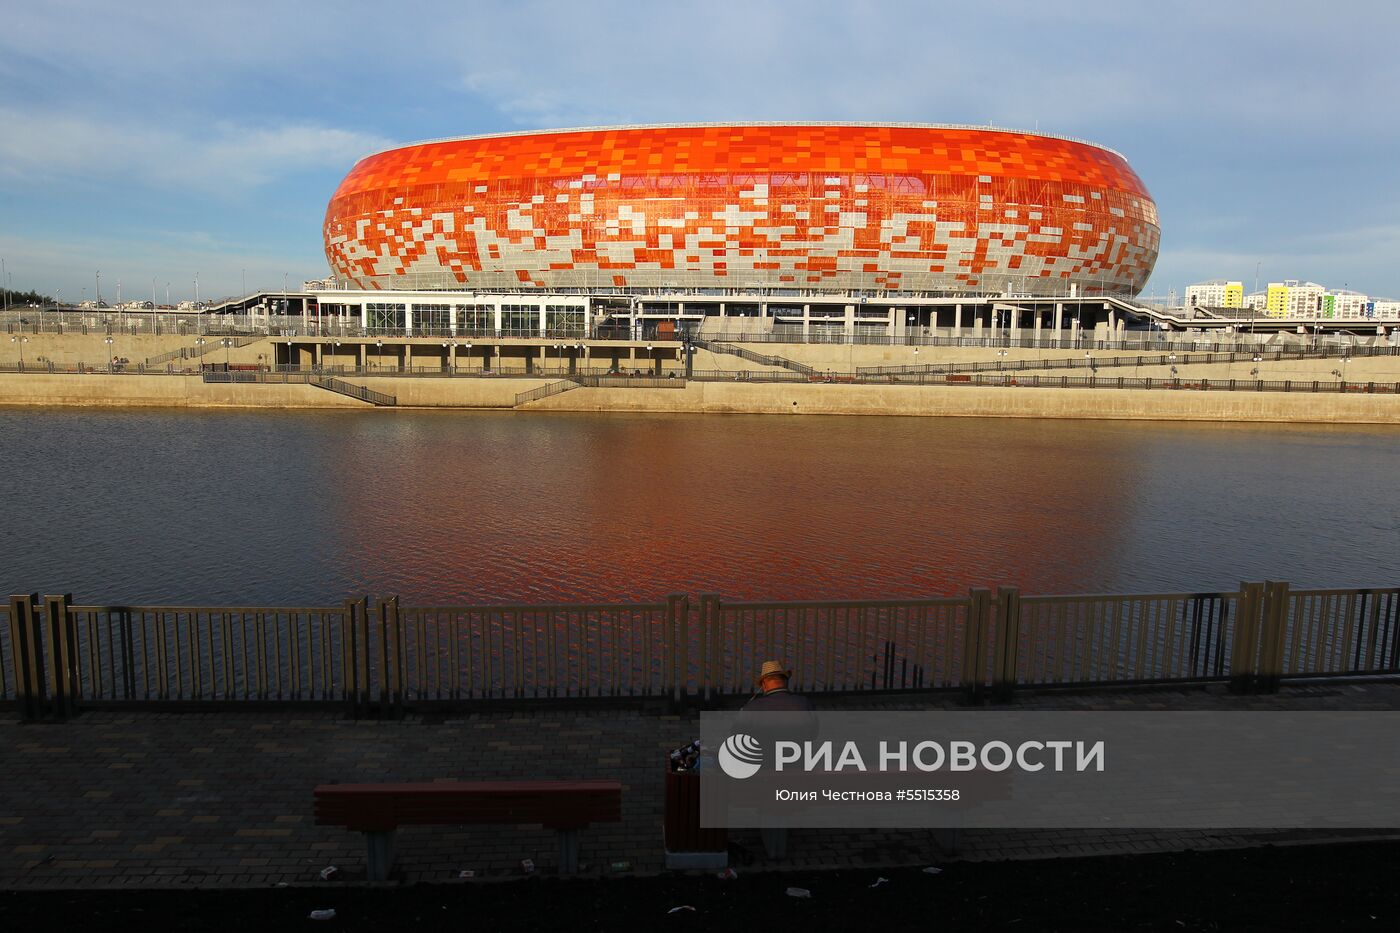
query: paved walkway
[{"left": 3, "top": 681, "right": 1398, "bottom": 889}]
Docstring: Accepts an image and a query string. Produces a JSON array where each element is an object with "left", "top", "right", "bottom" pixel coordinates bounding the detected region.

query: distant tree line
[{"left": 1, "top": 289, "right": 56, "bottom": 307}]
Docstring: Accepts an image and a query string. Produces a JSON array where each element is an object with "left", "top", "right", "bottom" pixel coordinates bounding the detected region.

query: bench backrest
[{"left": 314, "top": 780, "right": 623, "bottom": 833}]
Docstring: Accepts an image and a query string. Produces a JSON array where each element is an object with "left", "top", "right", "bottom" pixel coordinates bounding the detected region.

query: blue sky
[{"left": 1, "top": 0, "right": 1396, "bottom": 303}]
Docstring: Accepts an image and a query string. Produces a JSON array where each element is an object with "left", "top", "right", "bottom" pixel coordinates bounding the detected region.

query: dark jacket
[
  {"left": 741, "top": 687, "right": 815, "bottom": 713},
  {"left": 737, "top": 687, "right": 818, "bottom": 755}
]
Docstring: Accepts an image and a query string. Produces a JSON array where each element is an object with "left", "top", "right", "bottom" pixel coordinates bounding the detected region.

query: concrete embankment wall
[
  {"left": 532, "top": 381, "right": 1400, "bottom": 424},
  {"left": 0, "top": 373, "right": 370, "bottom": 408},
  {"left": 3, "top": 372, "right": 1400, "bottom": 423}
]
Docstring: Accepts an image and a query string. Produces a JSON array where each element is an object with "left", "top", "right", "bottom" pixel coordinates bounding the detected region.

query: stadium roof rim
[{"left": 358, "top": 121, "right": 1129, "bottom": 163}]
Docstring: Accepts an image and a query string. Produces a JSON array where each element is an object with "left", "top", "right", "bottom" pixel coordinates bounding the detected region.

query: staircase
[
  {"left": 689, "top": 336, "right": 815, "bottom": 375},
  {"left": 146, "top": 335, "right": 264, "bottom": 366},
  {"left": 514, "top": 374, "right": 688, "bottom": 407},
  {"left": 311, "top": 376, "right": 396, "bottom": 406},
  {"left": 514, "top": 379, "right": 583, "bottom": 406}
]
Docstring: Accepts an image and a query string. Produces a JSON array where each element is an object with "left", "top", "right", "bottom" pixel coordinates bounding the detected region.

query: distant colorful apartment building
[{"left": 1193, "top": 278, "right": 1398, "bottom": 320}]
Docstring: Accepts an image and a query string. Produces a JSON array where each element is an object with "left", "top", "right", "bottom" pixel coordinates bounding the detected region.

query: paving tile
[{"left": 3, "top": 681, "right": 1399, "bottom": 888}]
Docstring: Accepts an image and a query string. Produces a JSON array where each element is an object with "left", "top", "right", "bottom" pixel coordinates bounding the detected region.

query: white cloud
[
  {"left": 445, "top": 1, "right": 1400, "bottom": 141},
  {"left": 0, "top": 108, "right": 391, "bottom": 192}
]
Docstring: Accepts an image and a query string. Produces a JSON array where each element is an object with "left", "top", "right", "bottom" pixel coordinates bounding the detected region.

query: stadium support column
[
  {"left": 802, "top": 304, "right": 810, "bottom": 339},
  {"left": 1034, "top": 310, "right": 1042, "bottom": 343},
  {"left": 1054, "top": 302, "right": 1064, "bottom": 341},
  {"left": 404, "top": 303, "right": 414, "bottom": 336},
  {"left": 954, "top": 303, "right": 962, "bottom": 338}
]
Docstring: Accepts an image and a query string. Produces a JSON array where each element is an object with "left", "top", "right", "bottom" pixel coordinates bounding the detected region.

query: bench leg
[
  {"left": 365, "top": 830, "right": 396, "bottom": 882},
  {"left": 556, "top": 829, "right": 579, "bottom": 875}
]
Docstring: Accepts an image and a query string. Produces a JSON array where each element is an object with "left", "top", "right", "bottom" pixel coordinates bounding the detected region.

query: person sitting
[
  {"left": 741, "top": 660, "right": 815, "bottom": 713},
  {"left": 738, "top": 660, "right": 816, "bottom": 860}
]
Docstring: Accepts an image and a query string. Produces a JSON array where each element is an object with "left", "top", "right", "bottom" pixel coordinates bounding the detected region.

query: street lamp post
[
  {"left": 11, "top": 335, "right": 28, "bottom": 367},
  {"left": 193, "top": 336, "right": 205, "bottom": 372},
  {"left": 104, "top": 335, "right": 114, "bottom": 371},
  {"left": 222, "top": 337, "right": 232, "bottom": 367},
  {"left": 375, "top": 339, "right": 383, "bottom": 370}
]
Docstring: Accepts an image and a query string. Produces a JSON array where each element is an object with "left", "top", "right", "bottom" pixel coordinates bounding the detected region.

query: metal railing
[
  {"left": 394, "top": 599, "right": 680, "bottom": 701},
  {"left": 696, "top": 594, "right": 974, "bottom": 699},
  {"left": 312, "top": 377, "right": 396, "bottom": 406},
  {"left": 7, "top": 360, "right": 1400, "bottom": 396},
  {"left": 7, "top": 581, "right": 1397, "bottom": 718},
  {"left": 64, "top": 604, "right": 350, "bottom": 702},
  {"left": 145, "top": 335, "right": 264, "bottom": 366},
  {"left": 691, "top": 336, "right": 816, "bottom": 375},
  {"left": 1010, "top": 591, "right": 1236, "bottom": 688},
  {"left": 1277, "top": 587, "right": 1400, "bottom": 678},
  {"left": 703, "top": 327, "right": 1400, "bottom": 352},
  {"left": 857, "top": 346, "right": 1392, "bottom": 377},
  {"left": 515, "top": 380, "right": 582, "bottom": 405},
  {"left": 515, "top": 375, "right": 690, "bottom": 405}
]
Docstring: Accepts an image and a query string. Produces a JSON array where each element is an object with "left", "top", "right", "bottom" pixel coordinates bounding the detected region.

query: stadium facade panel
[{"left": 324, "top": 123, "right": 1160, "bottom": 297}]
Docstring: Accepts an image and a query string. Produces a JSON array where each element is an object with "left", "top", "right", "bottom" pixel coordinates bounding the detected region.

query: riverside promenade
[{"left": 4, "top": 680, "right": 1399, "bottom": 890}]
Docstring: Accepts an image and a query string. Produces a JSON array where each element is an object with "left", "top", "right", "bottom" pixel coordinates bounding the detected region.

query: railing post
[
  {"left": 1229, "top": 582, "right": 1265, "bottom": 693},
  {"left": 1256, "top": 581, "right": 1291, "bottom": 694},
  {"left": 342, "top": 597, "right": 371, "bottom": 718},
  {"left": 665, "top": 593, "right": 688, "bottom": 707},
  {"left": 9, "top": 594, "right": 47, "bottom": 721},
  {"left": 992, "top": 586, "right": 1021, "bottom": 702},
  {"left": 699, "top": 593, "right": 720, "bottom": 704},
  {"left": 43, "top": 594, "right": 78, "bottom": 720},
  {"left": 377, "top": 596, "right": 404, "bottom": 719},
  {"left": 961, "top": 588, "right": 991, "bottom": 704}
]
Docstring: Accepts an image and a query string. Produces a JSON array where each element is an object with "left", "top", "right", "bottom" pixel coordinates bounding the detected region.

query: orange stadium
[{"left": 322, "top": 122, "right": 1160, "bottom": 298}]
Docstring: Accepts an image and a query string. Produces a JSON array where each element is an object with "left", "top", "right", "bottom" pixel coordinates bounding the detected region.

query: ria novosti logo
[{"left": 717, "top": 734, "right": 764, "bottom": 779}]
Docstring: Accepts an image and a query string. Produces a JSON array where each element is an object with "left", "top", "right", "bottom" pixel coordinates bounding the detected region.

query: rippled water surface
[{"left": 1, "top": 409, "right": 1396, "bottom": 605}]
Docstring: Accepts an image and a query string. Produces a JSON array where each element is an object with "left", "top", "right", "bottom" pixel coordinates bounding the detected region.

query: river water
[{"left": 0, "top": 409, "right": 1396, "bottom": 606}]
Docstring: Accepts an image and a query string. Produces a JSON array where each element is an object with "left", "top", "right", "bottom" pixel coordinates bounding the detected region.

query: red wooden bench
[{"left": 313, "top": 780, "right": 623, "bottom": 880}]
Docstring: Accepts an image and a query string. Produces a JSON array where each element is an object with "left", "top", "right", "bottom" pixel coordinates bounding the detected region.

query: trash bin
[{"left": 663, "top": 756, "right": 727, "bottom": 870}]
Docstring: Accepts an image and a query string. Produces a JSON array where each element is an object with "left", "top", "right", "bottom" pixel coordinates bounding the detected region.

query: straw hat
[{"left": 755, "top": 660, "right": 793, "bottom": 685}]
